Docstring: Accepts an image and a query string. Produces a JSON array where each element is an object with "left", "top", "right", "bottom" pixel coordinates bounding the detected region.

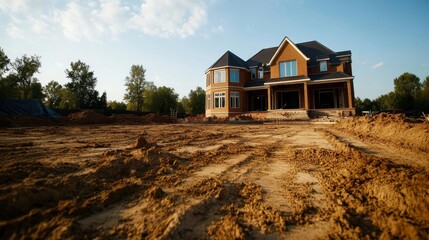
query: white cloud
[
  {"left": 213, "top": 25, "right": 224, "bottom": 33},
  {"left": 1, "top": 0, "right": 210, "bottom": 41},
  {"left": 129, "top": 0, "right": 208, "bottom": 38},
  {"left": 371, "top": 62, "right": 384, "bottom": 70}
]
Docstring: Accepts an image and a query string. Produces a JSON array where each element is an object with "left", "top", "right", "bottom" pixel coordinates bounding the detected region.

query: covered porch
[{"left": 244, "top": 76, "right": 355, "bottom": 116}]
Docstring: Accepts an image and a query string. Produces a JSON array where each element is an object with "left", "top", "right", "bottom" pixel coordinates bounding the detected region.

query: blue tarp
[{"left": 0, "top": 99, "right": 62, "bottom": 118}]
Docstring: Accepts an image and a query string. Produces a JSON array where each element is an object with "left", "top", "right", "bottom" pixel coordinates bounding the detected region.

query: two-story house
[{"left": 205, "top": 36, "right": 355, "bottom": 118}]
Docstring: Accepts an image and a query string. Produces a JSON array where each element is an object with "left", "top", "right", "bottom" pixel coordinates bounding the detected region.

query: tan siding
[{"left": 270, "top": 42, "right": 308, "bottom": 79}]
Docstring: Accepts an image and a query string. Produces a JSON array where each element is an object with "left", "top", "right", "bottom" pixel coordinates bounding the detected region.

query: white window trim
[
  {"left": 258, "top": 70, "right": 264, "bottom": 79},
  {"left": 320, "top": 60, "right": 328, "bottom": 72},
  {"left": 214, "top": 92, "right": 226, "bottom": 108},
  {"left": 230, "top": 91, "right": 240, "bottom": 108},
  {"left": 280, "top": 60, "right": 297, "bottom": 77},
  {"left": 214, "top": 69, "right": 226, "bottom": 83}
]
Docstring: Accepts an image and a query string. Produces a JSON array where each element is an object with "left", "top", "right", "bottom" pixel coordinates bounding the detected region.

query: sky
[{"left": 1, "top": 0, "right": 428, "bottom": 102}]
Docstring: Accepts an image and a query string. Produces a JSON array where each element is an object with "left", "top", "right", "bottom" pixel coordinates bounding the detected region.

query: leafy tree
[
  {"left": 178, "top": 96, "right": 191, "bottom": 115},
  {"left": 143, "top": 85, "right": 178, "bottom": 114},
  {"left": 29, "top": 80, "right": 45, "bottom": 100},
  {"left": 58, "top": 88, "right": 78, "bottom": 109},
  {"left": 417, "top": 76, "right": 429, "bottom": 111},
  {"left": 188, "top": 86, "right": 206, "bottom": 115},
  {"left": 124, "top": 65, "right": 146, "bottom": 111},
  {"left": 65, "top": 60, "right": 100, "bottom": 109},
  {"left": 355, "top": 97, "right": 378, "bottom": 113},
  {"left": 0, "top": 47, "right": 10, "bottom": 78},
  {"left": 43, "top": 80, "right": 63, "bottom": 108},
  {"left": 0, "top": 74, "right": 19, "bottom": 99},
  {"left": 375, "top": 92, "right": 397, "bottom": 110},
  {"left": 107, "top": 100, "right": 127, "bottom": 110},
  {"left": 393, "top": 72, "right": 421, "bottom": 110},
  {"left": 10, "top": 55, "right": 41, "bottom": 99},
  {"left": 98, "top": 91, "right": 107, "bottom": 109}
]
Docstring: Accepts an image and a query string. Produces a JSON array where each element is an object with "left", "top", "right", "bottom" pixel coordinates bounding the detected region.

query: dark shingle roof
[
  {"left": 296, "top": 41, "right": 352, "bottom": 67},
  {"left": 296, "top": 41, "right": 334, "bottom": 66},
  {"left": 309, "top": 72, "right": 352, "bottom": 81},
  {"left": 208, "top": 51, "right": 248, "bottom": 69},
  {"left": 246, "top": 47, "right": 278, "bottom": 67}
]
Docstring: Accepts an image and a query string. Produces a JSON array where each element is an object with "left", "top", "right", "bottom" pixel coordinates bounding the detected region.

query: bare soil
[{"left": 0, "top": 116, "right": 428, "bottom": 239}]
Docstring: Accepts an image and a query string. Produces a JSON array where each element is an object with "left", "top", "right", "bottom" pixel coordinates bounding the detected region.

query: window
[
  {"left": 207, "top": 94, "right": 211, "bottom": 109},
  {"left": 214, "top": 92, "right": 226, "bottom": 108},
  {"left": 230, "top": 92, "right": 240, "bottom": 108},
  {"left": 279, "top": 60, "right": 297, "bottom": 77},
  {"left": 230, "top": 69, "right": 239, "bottom": 83},
  {"left": 258, "top": 70, "right": 264, "bottom": 79},
  {"left": 214, "top": 70, "right": 226, "bottom": 83},
  {"left": 206, "top": 72, "right": 210, "bottom": 86},
  {"left": 250, "top": 68, "right": 256, "bottom": 79},
  {"left": 320, "top": 60, "right": 327, "bottom": 72}
]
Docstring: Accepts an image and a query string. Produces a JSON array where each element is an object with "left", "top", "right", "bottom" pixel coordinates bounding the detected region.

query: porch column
[
  {"left": 347, "top": 80, "right": 353, "bottom": 108},
  {"left": 267, "top": 85, "right": 272, "bottom": 110},
  {"left": 303, "top": 82, "right": 309, "bottom": 110}
]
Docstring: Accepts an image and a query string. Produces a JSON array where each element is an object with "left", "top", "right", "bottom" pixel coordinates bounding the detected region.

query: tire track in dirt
[{"left": 320, "top": 128, "right": 429, "bottom": 170}]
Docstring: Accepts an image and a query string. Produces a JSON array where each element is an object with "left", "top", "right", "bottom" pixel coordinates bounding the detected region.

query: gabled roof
[
  {"left": 296, "top": 41, "right": 351, "bottom": 66},
  {"left": 207, "top": 50, "right": 248, "bottom": 71},
  {"left": 268, "top": 37, "right": 309, "bottom": 65},
  {"left": 246, "top": 47, "right": 278, "bottom": 67}
]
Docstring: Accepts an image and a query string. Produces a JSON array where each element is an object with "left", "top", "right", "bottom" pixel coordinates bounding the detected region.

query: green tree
[
  {"left": 179, "top": 96, "right": 191, "bottom": 115},
  {"left": 188, "top": 86, "right": 206, "bottom": 115},
  {"left": 11, "top": 55, "right": 42, "bottom": 99},
  {"left": 417, "top": 76, "right": 429, "bottom": 111},
  {"left": 376, "top": 92, "right": 397, "bottom": 110},
  {"left": 124, "top": 65, "right": 146, "bottom": 111},
  {"left": 107, "top": 100, "right": 127, "bottom": 110},
  {"left": 29, "top": 80, "right": 45, "bottom": 100},
  {"left": 143, "top": 85, "right": 178, "bottom": 114},
  {"left": 65, "top": 60, "right": 100, "bottom": 109},
  {"left": 58, "top": 88, "right": 78, "bottom": 109},
  {"left": 98, "top": 91, "right": 107, "bottom": 109},
  {"left": 393, "top": 72, "right": 421, "bottom": 110},
  {"left": 0, "top": 74, "right": 19, "bottom": 99},
  {"left": 43, "top": 81, "right": 63, "bottom": 108},
  {"left": 0, "top": 47, "right": 10, "bottom": 78}
]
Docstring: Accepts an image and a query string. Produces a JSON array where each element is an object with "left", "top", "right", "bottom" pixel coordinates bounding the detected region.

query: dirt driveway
[{"left": 0, "top": 123, "right": 428, "bottom": 239}]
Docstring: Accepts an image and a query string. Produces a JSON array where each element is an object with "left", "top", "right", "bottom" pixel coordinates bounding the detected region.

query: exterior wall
[
  {"left": 270, "top": 42, "right": 308, "bottom": 78},
  {"left": 205, "top": 67, "right": 248, "bottom": 117}
]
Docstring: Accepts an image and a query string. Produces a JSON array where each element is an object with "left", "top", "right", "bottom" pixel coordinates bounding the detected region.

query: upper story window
[
  {"left": 229, "top": 69, "right": 240, "bottom": 83},
  {"left": 279, "top": 60, "right": 297, "bottom": 77},
  {"left": 214, "top": 69, "right": 226, "bottom": 83},
  {"left": 250, "top": 68, "right": 256, "bottom": 79},
  {"left": 320, "top": 60, "right": 327, "bottom": 72},
  {"left": 258, "top": 70, "right": 264, "bottom": 79}
]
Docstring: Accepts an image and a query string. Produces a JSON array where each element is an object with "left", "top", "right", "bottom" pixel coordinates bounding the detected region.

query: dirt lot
[{"left": 0, "top": 116, "right": 428, "bottom": 239}]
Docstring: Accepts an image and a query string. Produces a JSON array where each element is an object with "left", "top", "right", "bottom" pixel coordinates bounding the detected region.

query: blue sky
[{"left": 1, "top": 0, "right": 428, "bottom": 102}]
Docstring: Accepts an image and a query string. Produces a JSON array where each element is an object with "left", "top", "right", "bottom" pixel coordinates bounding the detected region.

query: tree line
[
  {"left": 355, "top": 72, "right": 429, "bottom": 114},
  {"left": 0, "top": 47, "right": 205, "bottom": 116}
]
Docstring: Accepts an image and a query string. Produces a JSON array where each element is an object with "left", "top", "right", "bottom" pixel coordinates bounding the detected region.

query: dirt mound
[
  {"left": 68, "top": 110, "right": 112, "bottom": 124},
  {"left": 335, "top": 114, "right": 429, "bottom": 153},
  {"left": 142, "top": 113, "right": 175, "bottom": 123}
]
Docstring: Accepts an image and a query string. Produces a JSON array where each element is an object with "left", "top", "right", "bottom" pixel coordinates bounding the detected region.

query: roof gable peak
[{"left": 269, "top": 36, "right": 309, "bottom": 65}]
